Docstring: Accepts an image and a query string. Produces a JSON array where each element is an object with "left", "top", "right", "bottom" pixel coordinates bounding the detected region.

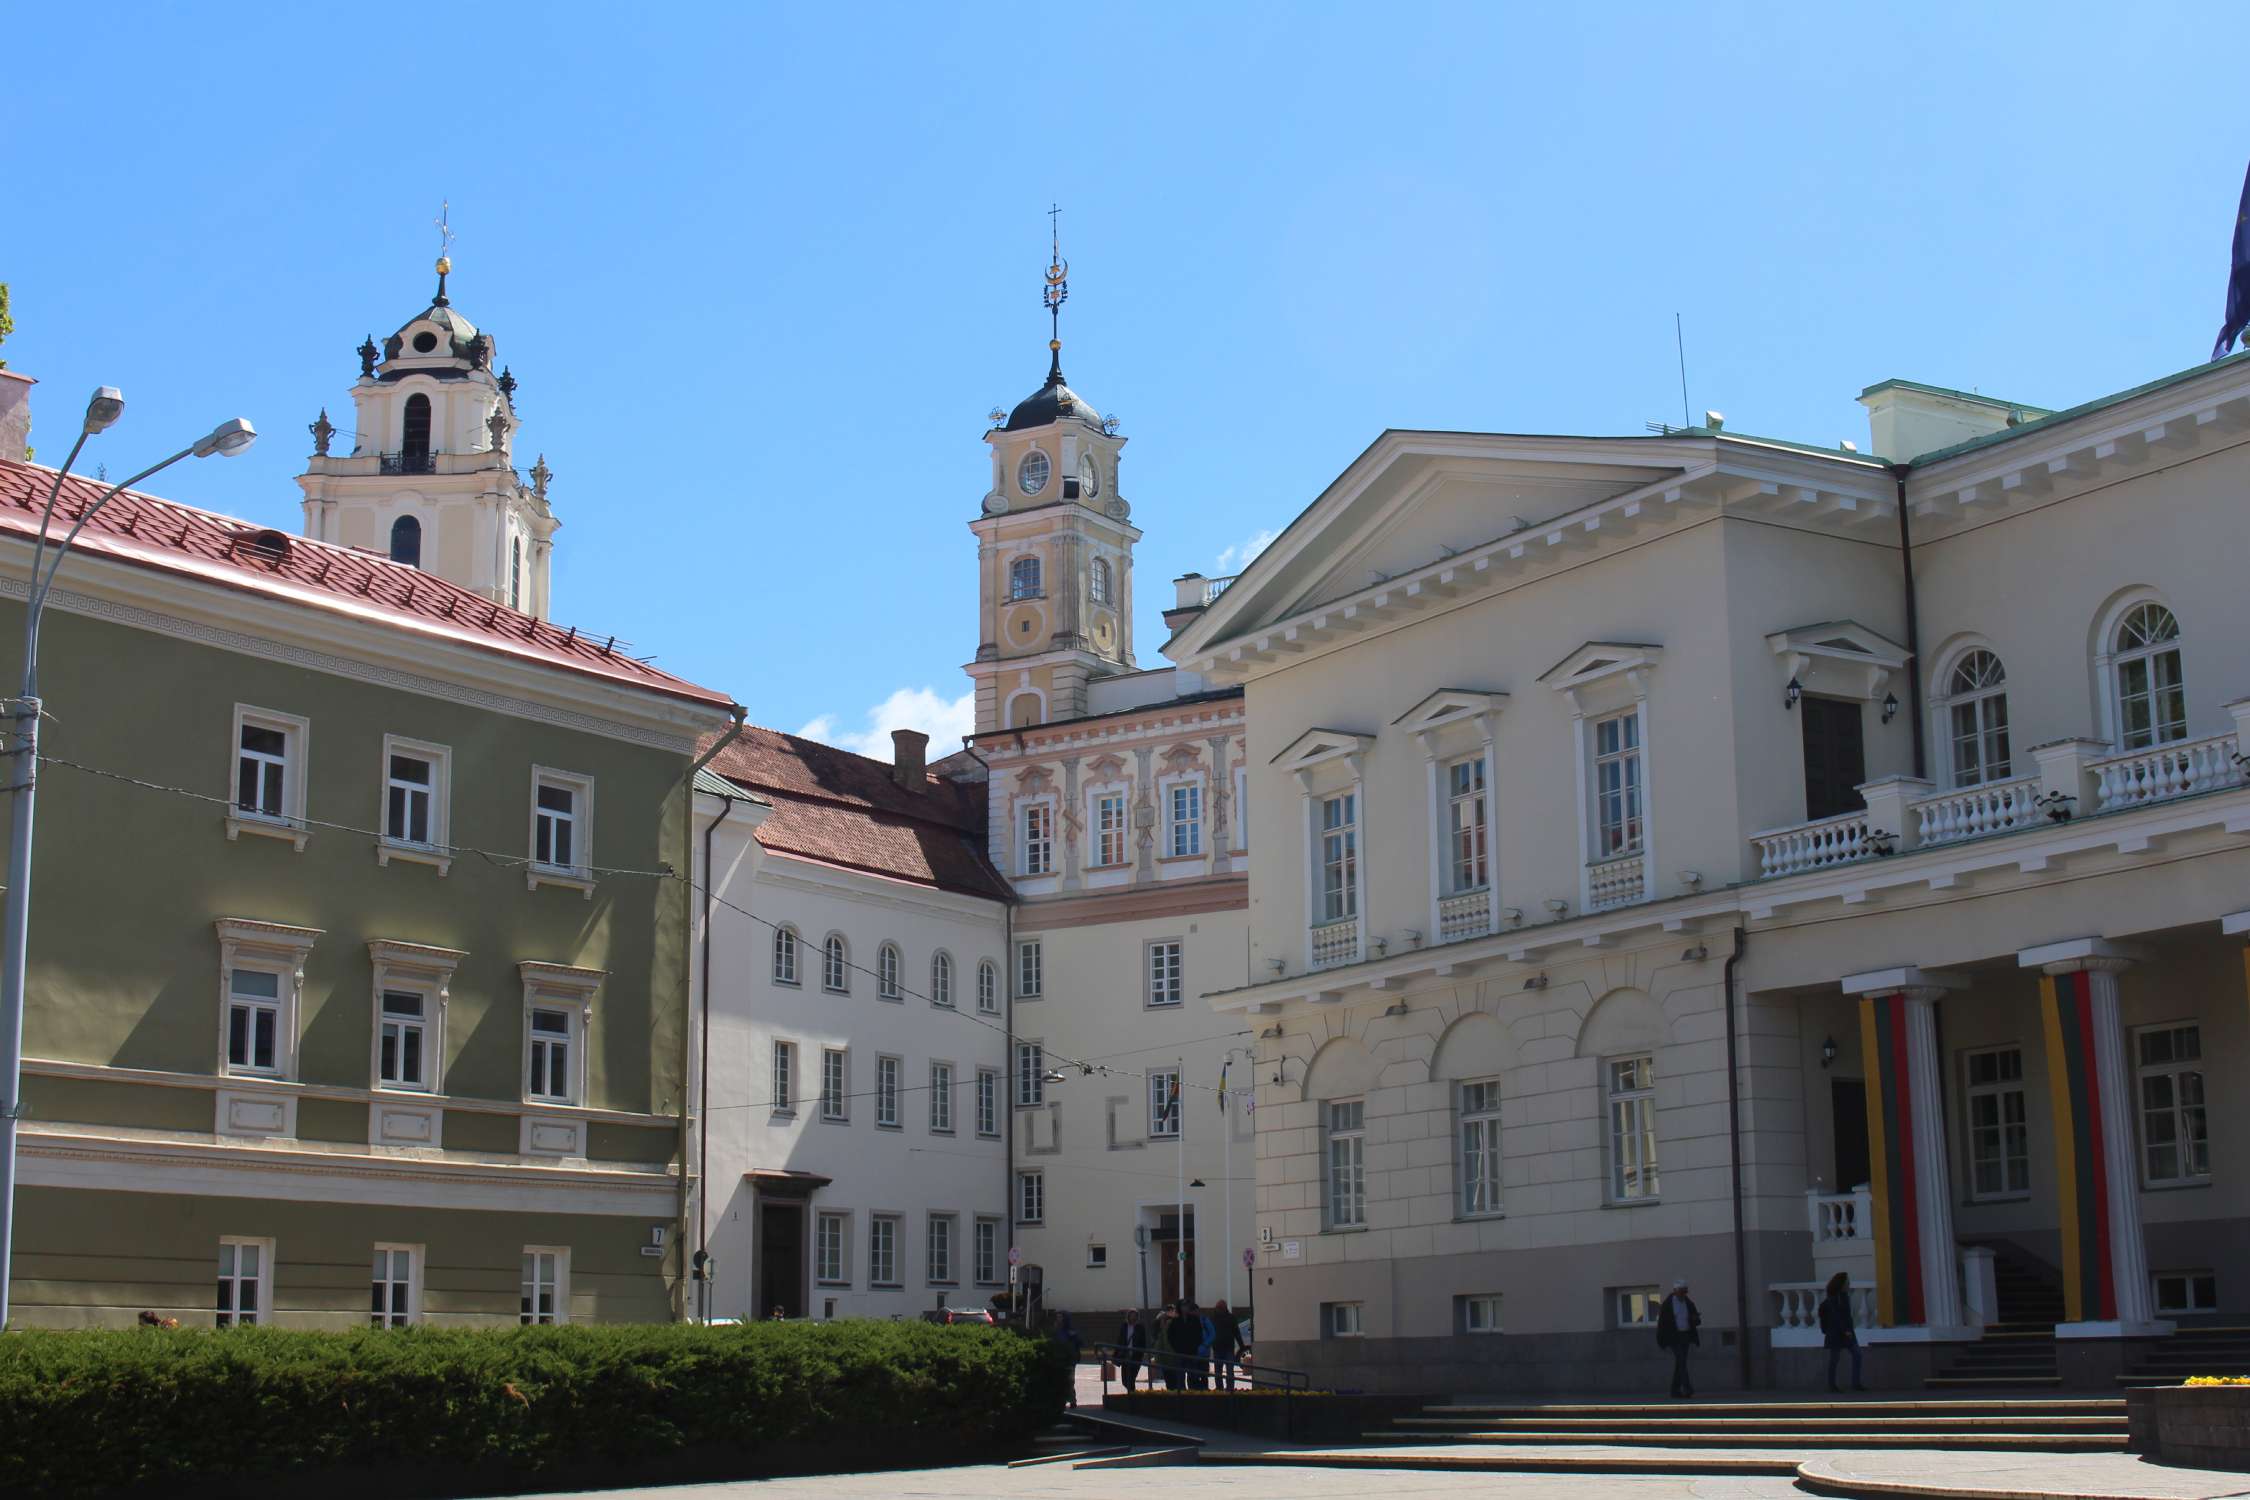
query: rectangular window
[
  {"left": 876, "top": 1055, "right": 901, "bottom": 1128},
  {"left": 1021, "top": 802, "right": 1054, "bottom": 876},
  {"left": 930, "top": 1062, "right": 954, "bottom": 1132},
  {"left": 225, "top": 967, "right": 283, "bottom": 1076},
  {"left": 521, "top": 1247, "right": 568, "bottom": 1325},
  {"left": 378, "top": 989, "right": 430, "bottom": 1091},
  {"left": 1149, "top": 1069, "right": 1181, "bottom": 1139},
  {"left": 216, "top": 1238, "right": 269, "bottom": 1327},
  {"left": 1593, "top": 713, "right": 1644, "bottom": 857},
  {"left": 1459, "top": 1293, "right": 1503, "bottom": 1334},
  {"left": 526, "top": 1005, "right": 577, "bottom": 1104},
  {"left": 1608, "top": 1055, "right": 1660, "bottom": 1200},
  {"left": 1447, "top": 757, "right": 1489, "bottom": 892},
  {"left": 1094, "top": 792, "right": 1128, "bottom": 866},
  {"left": 771, "top": 1041, "right": 795, "bottom": 1113},
  {"left": 371, "top": 1244, "right": 419, "bottom": 1328},
  {"left": 380, "top": 737, "right": 450, "bottom": 855},
  {"left": 1168, "top": 782, "right": 1203, "bottom": 857},
  {"left": 530, "top": 769, "right": 593, "bottom": 879},
  {"left": 2153, "top": 1271, "right": 2218, "bottom": 1316},
  {"left": 1327, "top": 1099, "right": 1366, "bottom": 1228},
  {"left": 869, "top": 1214, "right": 900, "bottom": 1286},
  {"left": 974, "top": 1217, "right": 1003, "bottom": 1284},
  {"left": 2137, "top": 1023, "right": 2209, "bottom": 1185},
  {"left": 1017, "top": 940, "right": 1043, "bottom": 999},
  {"left": 1319, "top": 792, "right": 1358, "bottom": 922},
  {"left": 1016, "top": 1042, "right": 1045, "bottom": 1106},
  {"left": 976, "top": 1068, "right": 1000, "bottom": 1137},
  {"left": 1146, "top": 940, "right": 1183, "bottom": 1007},
  {"left": 821, "top": 1048, "right": 848, "bottom": 1122},
  {"left": 1324, "top": 1301, "right": 1363, "bottom": 1338},
  {"left": 927, "top": 1213, "right": 956, "bottom": 1285},
  {"left": 1964, "top": 1046, "right": 2029, "bottom": 1199},
  {"left": 1016, "top": 1171, "right": 1044, "bottom": 1224},
  {"left": 1614, "top": 1285, "right": 1661, "bottom": 1327},
  {"left": 231, "top": 706, "right": 306, "bottom": 829},
  {"left": 815, "top": 1211, "right": 849, "bottom": 1285},
  {"left": 1087, "top": 1244, "right": 1108, "bottom": 1269},
  {"left": 1459, "top": 1078, "right": 1503, "bottom": 1216}
]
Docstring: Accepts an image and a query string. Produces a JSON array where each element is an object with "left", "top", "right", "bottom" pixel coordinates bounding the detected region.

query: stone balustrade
[
  {"left": 1913, "top": 775, "right": 2041, "bottom": 846},
  {"left": 1750, "top": 810, "right": 1870, "bottom": 878},
  {"left": 1586, "top": 852, "right": 1645, "bottom": 910},
  {"left": 2091, "top": 730, "right": 2244, "bottom": 811},
  {"left": 1310, "top": 917, "right": 1359, "bottom": 970},
  {"left": 1437, "top": 890, "right": 1490, "bottom": 942}
]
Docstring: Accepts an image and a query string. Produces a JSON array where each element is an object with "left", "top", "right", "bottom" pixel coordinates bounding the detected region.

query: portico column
[
  {"left": 2019, "top": 937, "right": 2166, "bottom": 1336},
  {"left": 1842, "top": 966, "right": 1969, "bottom": 1330}
]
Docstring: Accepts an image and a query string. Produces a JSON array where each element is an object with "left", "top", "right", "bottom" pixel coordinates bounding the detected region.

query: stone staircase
[
  {"left": 1928, "top": 1242, "right": 2063, "bottom": 1389},
  {"left": 1371, "top": 1396, "right": 2127, "bottom": 1452},
  {"left": 2119, "top": 1325, "right": 2250, "bottom": 1387},
  {"left": 1007, "top": 1412, "right": 1131, "bottom": 1467}
]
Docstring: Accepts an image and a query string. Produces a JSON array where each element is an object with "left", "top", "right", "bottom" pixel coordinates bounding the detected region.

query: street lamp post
[{"left": 0, "top": 397, "right": 255, "bottom": 1327}]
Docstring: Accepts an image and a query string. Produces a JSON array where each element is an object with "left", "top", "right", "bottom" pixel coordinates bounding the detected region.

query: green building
[{"left": 0, "top": 277, "right": 739, "bottom": 1327}]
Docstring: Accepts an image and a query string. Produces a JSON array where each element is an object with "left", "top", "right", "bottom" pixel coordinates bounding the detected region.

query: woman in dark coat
[{"left": 1819, "top": 1270, "right": 1866, "bottom": 1392}]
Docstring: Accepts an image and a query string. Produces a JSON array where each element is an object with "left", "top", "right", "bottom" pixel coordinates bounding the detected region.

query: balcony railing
[
  {"left": 1437, "top": 889, "right": 1491, "bottom": 942},
  {"left": 2091, "top": 730, "right": 2244, "bottom": 811},
  {"left": 1770, "top": 1281, "right": 1876, "bottom": 1346},
  {"left": 379, "top": 450, "right": 438, "bottom": 475},
  {"left": 1913, "top": 775, "right": 2040, "bottom": 847},
  {"left": 1310, "top": 917, "right": 1359, "bottom": 969},
  {"left": 1750, "top": 809, "right": 1870, "bottom": 879},
  {"left": 1586, "top": 852, "right": 1645, "bottom": 910},
  {"left": 1808, "top": 1186, "right": 1872, "bottom": 1244}
]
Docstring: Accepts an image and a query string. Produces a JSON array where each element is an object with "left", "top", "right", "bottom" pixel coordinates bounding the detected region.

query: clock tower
[{"left": 967, "top": 225, "right": 1140, "bottom": 734}]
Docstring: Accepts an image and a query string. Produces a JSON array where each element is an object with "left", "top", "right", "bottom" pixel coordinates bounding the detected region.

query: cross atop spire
[
  {"left": 1042, "top": 204, "right": 1069, "bottom": 384},
  {"left": 433, "top": 200, "right": 456, "bottom": 305}
]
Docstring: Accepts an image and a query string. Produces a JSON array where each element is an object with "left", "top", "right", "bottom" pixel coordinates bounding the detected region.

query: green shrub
[{"left": 0, "top": 1320, "right": 1070, "bottom": 1499}]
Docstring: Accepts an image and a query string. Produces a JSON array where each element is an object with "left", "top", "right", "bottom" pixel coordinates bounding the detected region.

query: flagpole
[
  {"left": 1176, "top": 1055, "right": 1187, "bottom": 1306},
  {"left": 1222, "top": 1052, "right": 1234, "bottom": 1313}
]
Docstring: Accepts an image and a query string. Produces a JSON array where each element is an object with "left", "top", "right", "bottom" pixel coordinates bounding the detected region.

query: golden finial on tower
[
  {"left": 1042, "top": 203, "right": 1069, "bottom": 379},
  {"left": 433, "top": 200, "right": 456, "bottom": 305}
]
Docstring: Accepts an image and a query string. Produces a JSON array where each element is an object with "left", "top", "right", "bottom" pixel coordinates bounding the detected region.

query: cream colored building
[{"left": 1163, "top": 362, "right": 2250, "bottom": 1390}]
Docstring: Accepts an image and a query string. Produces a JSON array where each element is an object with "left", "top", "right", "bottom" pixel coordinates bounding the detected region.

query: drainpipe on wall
[
  {"left": 1723, "top": 921, "right": 1752, "bottom": 1389},
  {"left": 678, "top": 705, "right": 747, "bottom": 1322},
  {"left": 1893, "top": 467, "right": 1928, "bottom": 781},
  {"left": 696, "top": 785, "right": 737, "bottom": 1325},
  {"left": 962, "top": 743, "right": 1016, "bottom": 1292}
]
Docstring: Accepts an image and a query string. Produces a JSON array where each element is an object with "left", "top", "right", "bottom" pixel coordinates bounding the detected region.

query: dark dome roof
[{"left": 1005, "top": 363, "right": 1106, "bottom": 433}]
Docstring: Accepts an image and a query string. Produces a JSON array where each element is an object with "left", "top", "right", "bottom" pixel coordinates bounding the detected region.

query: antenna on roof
[{"left": 1675, "top": 313, "right": 1691, "bottom": 431}]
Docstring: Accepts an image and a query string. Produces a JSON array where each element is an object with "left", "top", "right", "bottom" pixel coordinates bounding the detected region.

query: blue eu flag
[{"left": 2214, "top": 159, "right": 2250, "bottom": 360}]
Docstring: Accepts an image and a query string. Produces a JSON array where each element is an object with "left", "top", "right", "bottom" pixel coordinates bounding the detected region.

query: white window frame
[
  {"left": 927, "top": 1212, "right": 956, "bottom": 1286},
  {"left": 820, "top": 1047, "right": 849, "bottom": 1122},
  {"left": 371, "top": 1242, "right": 423, "bottom": 1328},
  {"left": 367, "top": 939, "right": 461, "bottom": 1096},
  {"left": 974, "top": 1216, "right": 1004, "bottom": 1284},
  {"left": 527, "top": 766, "right": 595, "bottom": 895},
  {"left": 1166, "top": 779, "right": 1203, "bottom": 858},
  {"left": 771, "top": 1040, "right": 796, "bottom": 1114},
  {"left": 821, "top": 933, "right": 850, "bottom": 994},
  {"left": 1009, "top": 553, "right": 1043, "bottom": 599},
  {"left": 1607, "top": 1054, "right": 1660, "bottom": 1202},
  {"left": 976, "top": 1067, "right": 1000, "bottom": 1137},
  {"left": 1933, "top": 648, "right": 2012, "bottom": 788},
  {"left": 1020, "top": 799, "right": 1055, "bottom": 876},
  {"left": 877, "top": 942, "right": 902, "bottom": 1000},
  {"left": 226, "top": 704, "right": 311, "bottom": 851},
  {"left": 1324, "top": 1301, "right": 1364, "bottom": 1338},
  {"left": 224, "top": 965, "right": 287, "bottom": 1078},
  {"left": 377, "top": 734, "right": 452, "bottom": 874},
  {"left": 1591, "top": 711, "right": 1644, "bottom": 859},
  {"left": 1015, "top": 1041, "right": 1045, "bottom": 1107},
  {"left": 875, "top": 1054, "right": 901, "bottom": 1129},
  {"left": 1016, "top": 939, "right": 1043, "bottom": 1000},
  {"left": 2135, "top": 1020, "right": 2210, "bottom": 1186},
  {"left": 1092, "top": 789, "right": 1129, "bottom": 867},
  {"left": 1459, "top": 1292, "right": 1503, "bottom": 1334},
  {"left": 1090, "top": 555, "right": 1113, "bottom": 605},
  {"left": 773, "top": 926, "right": 801, "bottom": 986},
  {"left": 1087, "top": 1243, "right": 1108, "bottom": 1269},
  {"left": 217, "top": 1235, "right": 274, "bottom": 1327},
  {"left": 1146, "top": 939, "right": 1183, "bottom": 1008},
  {"left": 520, "top": 962, "right": 599, "bottom": 1108},
  {"left": 1016, "top": 1170, "right": 1044, "bottom": 1225},
  {"left": 1615, "top": 1285, "right": 1661, "bottom": 1327},
  {"left": 930, "top": 951, "right": 954, "bottom": 1008},
  {"left": 977, "top": 960, "right": 998, "bottom": 1014},
  {"left": 869, "top": 1213, "right": 901, "bottom": 1287},
  {"left": 930, "top": 1060, "right": 955, "bottom": 1133},
  {"left": 215, "top": 919, "right": 317, "bottom": 1082},
  {"left": 521, "top": 1245, "right": 570, "bottom": 1325},
  {"left": 1149, "top": 1068, "right": 1180, "bottom": 1139},
  {"left": 2153, "top": 1270, "right": 2218, "bottom": 1316},
  {"left": 1459, "top": 1077, "right": 1503, "bottom": 1217},
  {"left": 1547, "top": 646, "right": 1660, "bottom": 913},
  {"left": 2105, "top": 599, "right": 2188, "bottom": 751},
  {"left": 1318, "top": 790, "right": 1358, "bottom": 923},
  {"left": 1445, "top": 755, "right": 1490, "bottom": 894},
  {"left": 815, "top": 1210, "right": 850, "bottom": 1286},
  {"left": 1326, "top": 1098, "right": 1366, "bottom": 1229},
  {"left": 1963, "top": 1044, "right": 2030, "bottom": 1200}
]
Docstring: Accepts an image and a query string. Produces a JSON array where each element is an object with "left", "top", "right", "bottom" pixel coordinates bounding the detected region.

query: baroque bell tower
[
  {"left": 966, "top": 215, "right": 1141, "bottom": 734},
  {"left": 297, "top": 215, "right": 561, "bottom": 619}
]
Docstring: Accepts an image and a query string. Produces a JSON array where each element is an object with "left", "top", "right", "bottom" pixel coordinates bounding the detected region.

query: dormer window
[{"left": 389, "top": 516, "right": 422, "bottom": 568}]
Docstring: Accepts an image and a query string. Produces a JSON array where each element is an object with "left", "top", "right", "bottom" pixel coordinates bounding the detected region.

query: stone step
[
  {"left": 1393, "top": 1414, "right": 2125, "bottom": 1433},
  {"left": 1370, "top": 1429, "right": 2128, "bottom": 1451},
  {"left": 1201, "top": 1449, "right": 1804, "bottom": 1477},
  {"left": 1423, "top": 1398, "right": 2123, "bottom": 1417},
  {"left": 1923, "top": 1376, "right": 2063, "bottom": 1388}
]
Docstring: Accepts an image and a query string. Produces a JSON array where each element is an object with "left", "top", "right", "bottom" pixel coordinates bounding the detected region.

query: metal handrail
[{"left": 1088, "top": 1340, "right": 1311, "bottom": 1393}]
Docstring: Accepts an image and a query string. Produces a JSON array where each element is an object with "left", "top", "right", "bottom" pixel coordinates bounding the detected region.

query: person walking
[
  {"left": 1819, "top": 1271, "right": 1866, "bottom": 1393},
  {"left": 1209, "top": 1299, "right": 1244, "bottom": 1390},
  {"left": 1168, "top": 1297, "right": 1207, "bottom": 1390},
  {"left": 1115, "top": 1308, "right": 1149, "bottom": 1392},
  {"left": 1656, "top": 1279, "right": 1702, "bottom": 1399}
]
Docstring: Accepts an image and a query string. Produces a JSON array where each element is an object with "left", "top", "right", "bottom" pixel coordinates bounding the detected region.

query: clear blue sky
[{"left": 9, "top": 3, "right": 2247, "bottom": 754}]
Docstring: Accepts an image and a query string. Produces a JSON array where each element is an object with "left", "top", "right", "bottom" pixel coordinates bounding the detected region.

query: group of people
[
  {"left": 1655, "top": 1272, "right": 1865, "bottom": 1398},
  {"left": 1110, "top": 1299, "right": 1246, "bottom": 1391}
]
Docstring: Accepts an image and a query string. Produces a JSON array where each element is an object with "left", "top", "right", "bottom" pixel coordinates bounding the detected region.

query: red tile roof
[
  {"left": 0, "top": 458, "right": 734, "bottom": 711},
  {"left": 704, "top": 726, "right": 1011, "bottom": 902}
]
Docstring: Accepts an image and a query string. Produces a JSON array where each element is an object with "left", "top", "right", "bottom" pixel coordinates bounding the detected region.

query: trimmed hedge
[{"left": 0, "top": 1320, "right": 1071, "bottom": 1499}]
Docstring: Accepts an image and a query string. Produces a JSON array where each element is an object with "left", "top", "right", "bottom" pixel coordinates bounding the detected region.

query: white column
[
  {"left": 1298, "top": 776, "right": 1317, "bottom": 971},
  {"left": 1420, "top": 735, "right": 1442, "bottom": 945},
  {"left": 1898, "top": 987, "right": 1963, "bottom": 1331},
  {"left": 1571, "top": 713, "right": 1591, "bottom": 912},
  {"left": 1347, "top": 757, "right": 1369, "bottom": 964},
  {"left": 1480, "top": 727, "right": 1501, "bottom": 937}
]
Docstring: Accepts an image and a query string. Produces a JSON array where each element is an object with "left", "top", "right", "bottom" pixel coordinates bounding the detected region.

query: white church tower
[{"left": 297, "top": 244, "right": 560, "bottom": 618}]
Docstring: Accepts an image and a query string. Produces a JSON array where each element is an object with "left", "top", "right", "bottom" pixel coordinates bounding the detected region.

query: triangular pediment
[
  {"left": 1538, "top": 641, "right": 1664, "bottom": 689},
  {"left": 1765, "top": 620, "right": 1907, "bottom": 668},
  {"left": 1390, "top": 688, "right": 1509, "bottom": 735},
  {"left": 1269, "top": 727, "right": 1376, "bottom": 772}
]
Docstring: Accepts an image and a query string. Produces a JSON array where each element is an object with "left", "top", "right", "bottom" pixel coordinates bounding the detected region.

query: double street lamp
[{"left": 0, "top": 391, "right": 256, "bottom": 1327}]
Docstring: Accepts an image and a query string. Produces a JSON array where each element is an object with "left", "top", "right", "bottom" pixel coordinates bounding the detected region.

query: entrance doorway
[
  {"left": 757, "top": 1201, "right": 804, "bottom": 1318},
  {"left": 1801, "top": 696, "right": 1868, "bottom": 821},
  {"left": 1832, "top": 1078, "right": 1870, "bottom": 1190},
  {"left": 1153, "top": 1210, "right": 1196, "bottom": 1304}
]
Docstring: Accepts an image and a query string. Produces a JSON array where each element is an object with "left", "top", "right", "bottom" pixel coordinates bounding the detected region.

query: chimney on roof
[
  {"left": 0, "top": 371, "right": 34, "bottom": 463},
  {"left": 891, "top": 728, "right": 929, "bottom": 791}
]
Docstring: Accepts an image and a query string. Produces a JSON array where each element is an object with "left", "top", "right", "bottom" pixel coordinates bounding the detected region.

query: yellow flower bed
[{"left": 2184, "top": 1375, "right": 2250, "bottom": 1386}]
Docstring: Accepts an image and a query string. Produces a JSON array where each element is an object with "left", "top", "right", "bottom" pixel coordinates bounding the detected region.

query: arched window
[
  {"left": 877, "top": 942, "right": 902, "bottom": 1000},
  {"left": 509, "top": 536, "right": 524, "bottom": 610},
  {"left": 1010, "top": 556, "right": 1042, "bottom": 600},
  {"left": 2113, "top": 603, "right": 2185, "bottom": 750},
  {"left": 931, "top": 952, "right": 954, "bottom": 1008},
  {"left": 400, "top": 393, "right": 432, "bottom": 464},
  {"left": 1939, "top": 649, "right": 2010, "bottom": 787},
  {"left": 1008, "top": 693, "right": 1042, "bottom": 729},
  {"left": 389, "top": 515, "right": 422, "bottom": 568},
  {"left": 1090, "top": 557, "right": 1113, "bottom": 605},
  {"left": 772, "top": 926, "right": 799, "bottom": 986},
  {"left": 822, "top": 934, "right": 849, "bottom": 993},
  {"left": 977, "top": 960, "right": 998, "bottom": 1013}
]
